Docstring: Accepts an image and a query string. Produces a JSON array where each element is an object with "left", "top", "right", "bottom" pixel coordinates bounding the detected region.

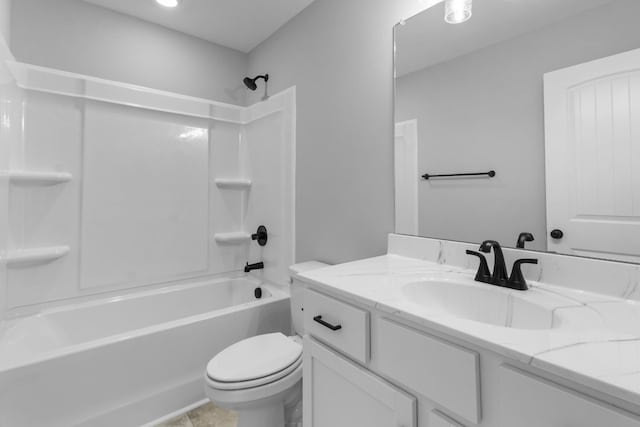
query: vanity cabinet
[
  {"left": 301, "top": 286, "right": 640, "bottom": 427},
  {"left": 303, "top": 336, "right": 416, "bottom": 427},
  {"left": 499, "top": 365, "right": 640, "bottom": 427}
]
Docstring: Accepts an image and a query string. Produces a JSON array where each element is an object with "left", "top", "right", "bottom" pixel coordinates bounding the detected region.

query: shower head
[
  {"left": 243, "top": 77, "right": 257, "bottom": 91},
  {"left": 243, "top": 74, "right": 269, "bottom": 91}
]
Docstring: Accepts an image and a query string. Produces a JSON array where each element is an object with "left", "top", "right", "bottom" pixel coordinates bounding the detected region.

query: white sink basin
[{"left": 402, "top": 278, "right": 556, "bottom": 330}]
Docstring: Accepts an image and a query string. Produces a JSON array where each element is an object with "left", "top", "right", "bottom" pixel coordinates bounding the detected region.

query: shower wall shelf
[
  {"left": 1, "top": 246, "right": 70, "bottom": 266},
  {"left": 214, "top": 232, "right": 251, "bottom": 245},
  {"left": 214, "top": 178, "right": 252, "bottom": 190},
  {"left": 7, "top": 171, "right": 72, "bottom": 185}
]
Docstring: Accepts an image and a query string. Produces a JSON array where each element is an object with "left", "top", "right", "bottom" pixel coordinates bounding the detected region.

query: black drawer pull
[{"left": 313, "top": 315, "right": 342, "bottom": 331}]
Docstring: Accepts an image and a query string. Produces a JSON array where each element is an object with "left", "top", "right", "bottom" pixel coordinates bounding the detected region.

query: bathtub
[{"left": 0, "top": 276, "right": 291, "bottom": 427}]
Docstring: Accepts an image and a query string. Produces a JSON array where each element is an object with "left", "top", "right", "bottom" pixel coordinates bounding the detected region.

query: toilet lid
[
  {"left": 207, "top": 355, "right": 302, "bottom": 391},
  {"left": 207, "top": 333, "right": 302, "bottom": 383}
]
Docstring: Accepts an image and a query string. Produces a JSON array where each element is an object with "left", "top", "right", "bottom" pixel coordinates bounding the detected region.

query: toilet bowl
[{"left": 204, "top": 261, "right": 328, "bottom": 427}]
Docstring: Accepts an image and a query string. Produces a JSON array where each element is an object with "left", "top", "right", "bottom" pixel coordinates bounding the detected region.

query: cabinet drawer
[
  {"left": 499, "top": 365, "right": 640, "bottom": 427},
  {"left": 375, "top": 318, "right": 481, "bottom": 424},
  {"left": 304, "top": 289, "right": 370, "bottom": 363}
]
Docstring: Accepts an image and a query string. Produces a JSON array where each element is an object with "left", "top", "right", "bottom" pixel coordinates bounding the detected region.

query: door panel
[{"left": 545, "top": 48, "right": 640, "bottom": 261}]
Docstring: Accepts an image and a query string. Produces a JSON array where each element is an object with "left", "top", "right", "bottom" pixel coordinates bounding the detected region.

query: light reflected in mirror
[{"left": 394, "top": 0, "right": 640, "bottom": 262}]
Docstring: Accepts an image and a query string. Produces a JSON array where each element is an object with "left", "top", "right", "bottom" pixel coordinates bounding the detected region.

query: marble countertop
[{"left": 298, "top": 254, "right": 640, "bottom": 409}]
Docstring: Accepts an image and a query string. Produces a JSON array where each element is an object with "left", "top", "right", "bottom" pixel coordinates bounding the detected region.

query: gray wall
[
  {"left": 0, "top": 0, "right": 9, "bottom": 44},
  {"left": 396, "top": 0, "right": 640, "bottom": 250},
  {"left": 10, "top": 0, "right": 248, "bottom": 105},
  {"left": 247, "top": 0, "right": 431, "bottom": 264}
]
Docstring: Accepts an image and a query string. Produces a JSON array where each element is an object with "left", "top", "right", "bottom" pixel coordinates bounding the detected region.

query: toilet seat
[
  {"left": 206, "top": 333, "right": 302, "bottom": 391},
  {"left": 208, "top": 355, "right": 302, "bottom": 390}
]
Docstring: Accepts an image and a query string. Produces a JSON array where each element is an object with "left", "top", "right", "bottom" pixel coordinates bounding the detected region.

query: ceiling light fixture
[
  {"left": 155, "top": 0, "right": 180, "bottom": 8},
  {"left": 444, "top": 0, "right": 472, "bottom": 24}
]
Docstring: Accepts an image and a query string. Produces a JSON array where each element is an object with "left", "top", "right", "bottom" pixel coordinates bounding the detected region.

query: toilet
[{"left": 205, "top": 261, "right": 328, "bottom": 427}]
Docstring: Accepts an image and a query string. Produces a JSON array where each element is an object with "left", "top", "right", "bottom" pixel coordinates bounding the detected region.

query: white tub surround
[
  {"left": 0, "top": 43, "right": 296, "bottom": 427},
  {"left": 297, "top": 234, "right": 640, "bottom": 426},
  {"left": 0, "top": 58, "right": 295, "bottom": 317}
]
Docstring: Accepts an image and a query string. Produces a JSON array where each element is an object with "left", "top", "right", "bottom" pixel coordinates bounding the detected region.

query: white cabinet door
[
  {"left": 544, "top": 47, "right": 640, "bottom": 262},
  {"left": 499, "top": 365, "right": 640, "bottom": 427},
  {"left": 303, "top": 336, "right": 416, "bottom": 427}
]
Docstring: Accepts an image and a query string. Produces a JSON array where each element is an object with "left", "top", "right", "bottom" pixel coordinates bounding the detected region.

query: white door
[
  {"left": 394, "top": 119, "right": 419, "bottom": 235},
  {"left": 303, "top": 336, "right": 416, "bottom": 427},
  {"left": 544, "top": 48, "right": 640, "bottom": 262}
]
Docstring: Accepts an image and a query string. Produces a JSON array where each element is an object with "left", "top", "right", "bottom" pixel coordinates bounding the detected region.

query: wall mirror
[{"left": 394, "top": 0, "right": 640, "bottom": 262}]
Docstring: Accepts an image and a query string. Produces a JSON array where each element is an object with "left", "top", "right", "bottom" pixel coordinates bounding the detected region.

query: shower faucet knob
[{"left": 251, "top": 225, "right": 268, "bottom": 246}]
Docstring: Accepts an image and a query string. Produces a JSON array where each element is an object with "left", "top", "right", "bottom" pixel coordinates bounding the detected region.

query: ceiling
[
  {"left": 82, "top": 0, "right": 316, "bottom": 53},
  {"left": 396, "top": 0, "right": 617, "bottom": 77}
]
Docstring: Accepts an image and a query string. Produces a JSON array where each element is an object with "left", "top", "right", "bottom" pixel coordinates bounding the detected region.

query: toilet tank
[{"left": 289, "top": 262, "right": 329, "bottom": 336}]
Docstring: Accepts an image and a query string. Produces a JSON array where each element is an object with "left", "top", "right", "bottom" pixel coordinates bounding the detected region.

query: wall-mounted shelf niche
[
  {"left": 6, "top": 171, "right": 72, "bottom": 186},
  {"left": 214, "top": 232, "right": 251, "bottom": 245},
  {"left": 1, "top": 246, "right": 70, "bottom": 267},
  {"left": 214, "top": 178, "right": 252, "bottom": 190}
]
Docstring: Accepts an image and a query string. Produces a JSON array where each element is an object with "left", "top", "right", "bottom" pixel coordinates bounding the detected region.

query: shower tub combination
[
  {"left": 0, "top": 57, "right": 296, "bottom": 427},
  {"left": 0, "top": 277, "right": 290, "bottom": 427}
]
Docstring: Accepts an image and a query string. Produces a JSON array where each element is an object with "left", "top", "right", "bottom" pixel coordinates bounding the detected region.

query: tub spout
[{"left": 245, "top": 262, "right": 264, "bottom": 273}]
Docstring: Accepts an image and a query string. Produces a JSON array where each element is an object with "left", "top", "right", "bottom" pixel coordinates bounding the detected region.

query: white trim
[{"left": 394, "top": 119, "right": 419, "bottom": 235}]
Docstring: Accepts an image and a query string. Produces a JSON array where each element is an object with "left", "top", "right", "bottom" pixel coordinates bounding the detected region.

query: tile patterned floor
[{"left": 155, "top": 403, "right": 237, "bottom": 427}]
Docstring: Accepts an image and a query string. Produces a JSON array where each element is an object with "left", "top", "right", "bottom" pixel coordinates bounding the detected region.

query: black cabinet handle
[{"left": 313, "top": 315, "right": 342, "bottom": 331}]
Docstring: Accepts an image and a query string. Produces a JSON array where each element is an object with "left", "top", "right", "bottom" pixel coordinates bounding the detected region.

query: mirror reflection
[{"left": 394, "top": 0, "right": 640, "bottom": 262}]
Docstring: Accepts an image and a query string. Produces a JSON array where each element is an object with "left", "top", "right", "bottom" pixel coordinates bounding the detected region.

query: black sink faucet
[
  {"left": 479, "top": 240, "right": 509, "bottom": 285},
  {"left": 516, "top": 232, "right": 535, "bottom": 249},
  {"left": 245, "top": 262, "right": 264, "bottom": 273},
  {"left": 467, "top": 240, "right": 538, "bottom": 291},
  {"left": 508, "top": 258, "right": 539, "bottom": 291}
]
